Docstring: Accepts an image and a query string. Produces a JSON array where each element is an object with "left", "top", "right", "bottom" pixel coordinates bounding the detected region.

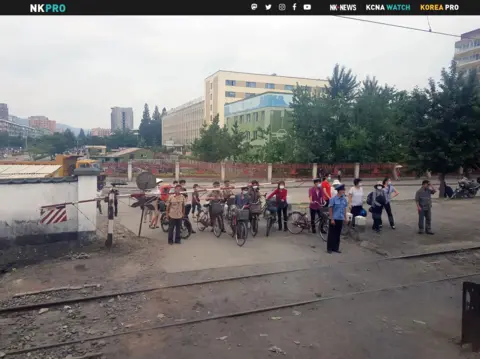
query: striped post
[{"left": 105, "top": 189, "right": 115, "bottom": 248}]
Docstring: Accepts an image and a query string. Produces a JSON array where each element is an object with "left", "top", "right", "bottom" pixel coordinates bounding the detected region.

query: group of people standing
[{"left": 308, "top": 175, "right": 402, "bottom": 253}]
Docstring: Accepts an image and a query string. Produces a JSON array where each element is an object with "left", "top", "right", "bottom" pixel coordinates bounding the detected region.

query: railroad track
[{"left": 1, "top": 246, "right": 480, "bottom": 358}]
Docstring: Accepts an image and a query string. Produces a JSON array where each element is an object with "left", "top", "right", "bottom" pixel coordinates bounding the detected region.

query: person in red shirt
[
  {"left": 321, "top": 175, "right": 332, "bottom": 207},
  {"left": 267, "top": 180, "right": 288, "bottom": 231}
]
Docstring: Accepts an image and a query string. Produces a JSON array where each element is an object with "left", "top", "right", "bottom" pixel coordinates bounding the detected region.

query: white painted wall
[{"left": 0, "top": 174, "right": 98, "bottom": 241}]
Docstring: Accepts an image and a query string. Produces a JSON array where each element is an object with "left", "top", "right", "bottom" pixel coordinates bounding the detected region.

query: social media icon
[
  {"left": 251, "top": 3, "right": 258, "bottom": 9},
  {"left": 278, "top": 3, "right": 286, "bottom": 10},
  {"left": 265, "top": 4, "right": 272, "bottom": 9},
  {"left": 292, "top": 3, "right": 297, "bottom": 10},
  {"left": 303, "top": 4, "right": 311, "bottom": 10}
]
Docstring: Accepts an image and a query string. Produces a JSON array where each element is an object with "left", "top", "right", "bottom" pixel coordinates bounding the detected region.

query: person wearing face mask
[
  {"left": 165, "top": 184, "right": 186, "bottom": 245},
  {"left": 267, "top": 181, "right": 288, "bottom": 231},
  {"left": 381, "top": 177, "right": 399, "bottom": 229},
  {"left": 348, "top": 178, "right": 364, "bottom": 228},
  {"left": 321, "top": 175, "right": 332, "bottom": 206},
  {"left": 308, "top": 178, "right": 324, "bottom": 233},
  {"left": 235, "top": 186, "right": 250, "bottom": 208},
  {"left": 327, "top": 184, "right": 348, "bottom": 253},
  {"left": 248, "top": 180, "right": 261, "bottom": 204},
  {"left": 367, "top": 182, "right": 386, "bottom": 233}
]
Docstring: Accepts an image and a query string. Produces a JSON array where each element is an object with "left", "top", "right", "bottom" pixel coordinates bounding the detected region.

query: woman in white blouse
[{"left": 348, "top": 178, "right": 364, "bottom": 227}]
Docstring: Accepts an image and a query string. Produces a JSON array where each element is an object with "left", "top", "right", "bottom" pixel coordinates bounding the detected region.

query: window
[
  {"left": 246, "top": 131, "right": 250, "bottom": 140},
  {"left": 253, "top": 112, "right": 258, "bottom": 121},
  {"left": 245, "top": 93, "right": 255, "bottom": 98},
  {"left": 260, "top": 111, "right": 265, "bottom": 121},
  {"left": 305, "top": 86, "right": 312, "bottom": 92},
  {"left": 265, "top": 83, "right": 275, "bottom": 89},
  {"left": 284, "top": 85, "right": 294, "bottom": 91},
  {"left": 246, "top": 81, "right": 256, "bottom": 88},
  {"left": 210, "top": 104, "right": 212, "bottom": 110},
  {"left": 253, "top": 131, "right": 257, "bottom": 140},
  {"left": 210, "top": 82, "right": 212, "bottom": 89},
  {"left": 225, "top": 91, "right": 236, "bottom": 97},
  {"left": 210, "top": 93, "right": 212, "bottom": 99},
  {"left": 240, "top": 115, "right": 244, "bottom": 124},
  {"left": 246, "top": 114, "right": 251, "bottom": 122},
  {"left": 226, "top": 80, "right": 236, "bottom": 86}
]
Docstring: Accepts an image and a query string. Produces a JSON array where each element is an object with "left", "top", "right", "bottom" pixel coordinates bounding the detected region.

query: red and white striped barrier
[{"left": 40, "top": 205, "right": 68, "bottom": 224}]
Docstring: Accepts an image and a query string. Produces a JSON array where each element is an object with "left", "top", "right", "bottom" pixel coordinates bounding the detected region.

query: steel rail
[
  {"left": 4, "top": 271, "right": 480, "bottom": 357},
  {"left": 1, "top": 245, "right": 479, "bottom": 315}
]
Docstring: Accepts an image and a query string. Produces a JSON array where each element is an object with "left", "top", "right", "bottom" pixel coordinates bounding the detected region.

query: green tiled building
[{"left": 224, "top": 92, "right": 293, "bottom": 146}]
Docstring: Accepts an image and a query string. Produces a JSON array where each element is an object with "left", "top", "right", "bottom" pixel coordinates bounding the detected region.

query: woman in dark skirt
[{"left": 327, "top": 184, "right": 349, "bottom": 254}]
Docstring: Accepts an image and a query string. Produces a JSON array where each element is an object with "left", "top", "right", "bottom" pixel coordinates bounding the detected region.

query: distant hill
[{"left": 9, "top": 115, "right": 84, "bottom": 136}]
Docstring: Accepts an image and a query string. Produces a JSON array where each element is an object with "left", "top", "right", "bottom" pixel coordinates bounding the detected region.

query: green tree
[
  {"left": 63, "top": 129, "right": 76, "bottom": 149},
  {"left": 404, "top": 61, "right": 480, "bottom": 195},
  {"left": 149, "top": 105, "right": 163, "bottom": 146},
  {"left": 191, "top": 115, "right": 231, "bottom": 162},
  {"left": 230, "top": 121, "right": 249, "bottom": 161},
  {"left": 106, "top": 130, "right": 138, "bottom": 149},
  {"left": 78, "top": 129, "right": 86, "bottom": 146},
  {"left": 139, "top": 103, "right": 152, "bottom": 146},
  {"left": 325, "top": 63, "right": 359, "bottom": 101}
]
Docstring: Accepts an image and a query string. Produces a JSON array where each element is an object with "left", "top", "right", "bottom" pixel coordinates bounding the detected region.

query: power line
[{"left": 334, "top": 16, "right": 463, "bottom": 39}]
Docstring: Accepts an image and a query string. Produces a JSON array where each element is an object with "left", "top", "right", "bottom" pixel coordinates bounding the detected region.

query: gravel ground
[{"left": 1, "top": 251, "right": 480, "bottom": 358}]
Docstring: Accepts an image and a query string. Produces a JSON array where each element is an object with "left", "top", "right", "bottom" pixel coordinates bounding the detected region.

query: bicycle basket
[
  {"left": 236, "top": 209, "right": 250, "bottom": 222},
  {"left": 249, "top": 203, "right": 262, "bottom": 214},
  {"left": 211, "top": 202, "right": 224, "bottom": 215},
  {"left": 226, "top": 198, "right": 235, "bottom": 206}
]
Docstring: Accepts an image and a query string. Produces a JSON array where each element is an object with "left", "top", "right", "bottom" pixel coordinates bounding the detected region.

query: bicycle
[
  {"left": 264, "top": 199, "right": 278, "bottom": 237},
  {"left": 227, "top": 205, "right": 250, "bottom": 246},
  {"left": 287, "top": 203, "right": 330, "bottom": 241},
  {"left": 249, "top": 200, "right": 263, "bottom": 237},
  {"left": 197, "top": 203, "right": 212, "bottom": 232}
]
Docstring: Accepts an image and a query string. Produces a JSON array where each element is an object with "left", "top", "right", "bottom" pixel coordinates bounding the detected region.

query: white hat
[
  {"left": 156, "top": 178, "right": 163, "bottom": 184},
  {"left": 332, "top": 179, "right": 341, "bottom": 186}
]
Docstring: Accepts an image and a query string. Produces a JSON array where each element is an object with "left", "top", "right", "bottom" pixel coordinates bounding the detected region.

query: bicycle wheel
[
  {"left": 181, "top": 218, "right": 192, "bottom": 239},
  {"left": 250, "top": 216, "right": 258, "bottom": 237},
  {"left": 236, "top": 222, "right": 248, "bottom": 247},
  {"left": 317, "top": 216, "right": 329, "bottom": 242},
  {"left": 287, "top": 212, "right": 306, "bottom": 234},
  {"left": 213, "top": 216, "right": 223, "bottom": 238},
  {"left": 197, "top": 211, "right": 208, "bottom": 232},
  {"left": 160, "top": 213, "right": 169, "bottom": 232},
  {"left": 225, "top": 218, "right": 235, "bottom": 237},
  {"left": 266, "top": 217, "right": 273, "bottom": 237}
]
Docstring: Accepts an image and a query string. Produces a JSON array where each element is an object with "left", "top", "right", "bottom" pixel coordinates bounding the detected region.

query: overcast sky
[{"left": 0, "top": 16, "right": 478, "bottom": 129}]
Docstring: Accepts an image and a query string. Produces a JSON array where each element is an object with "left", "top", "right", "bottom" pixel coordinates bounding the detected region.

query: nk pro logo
[{"left": 30, "top": 4, "right": 67, "bottom": 13}]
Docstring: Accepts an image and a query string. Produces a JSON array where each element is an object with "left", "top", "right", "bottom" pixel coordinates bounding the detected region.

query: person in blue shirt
[
  {"left": 327, "top": 184, "right": 349, "bottom": 254},
  {"left": 235, "top": 186, "right": 250, "bottom": 208}
]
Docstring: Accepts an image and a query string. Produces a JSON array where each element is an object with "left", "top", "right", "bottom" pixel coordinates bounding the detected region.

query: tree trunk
[{"left": 439, "top": 173, "right": 446, "bottom": 198}]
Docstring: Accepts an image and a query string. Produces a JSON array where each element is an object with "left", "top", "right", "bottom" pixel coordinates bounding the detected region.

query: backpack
[{"left": 367, "top": 192, "right": 373, "bottom": 206}]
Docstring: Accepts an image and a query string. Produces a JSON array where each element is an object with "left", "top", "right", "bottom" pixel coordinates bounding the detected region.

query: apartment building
[
  {"left": 454, "top": 28, "right": 480, "bottom": 78},
  {"left": 205, "top": 70, "right": 328, "bottom": 126},
  {"left": 0, "top": 118, "right": 44, "bottom": 138},
  {"left": 162, "top": 97, "right": 204, "bottom": 146},
  {"left": 28, "top": 116, "right": 56, "bottom": 133},
  {"left": 111, "top": 107, "right": 134, "bottom": 132},
  {"left": 91, "top": 127, "right": 112, "bottom": 137},
  {"left": 0, "top": 104, "right": 8, "bottom": 120}
]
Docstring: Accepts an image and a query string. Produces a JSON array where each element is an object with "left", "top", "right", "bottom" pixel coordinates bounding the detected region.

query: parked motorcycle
[{"left": 451, "top": 177, "right": 480, "bottom": 199}]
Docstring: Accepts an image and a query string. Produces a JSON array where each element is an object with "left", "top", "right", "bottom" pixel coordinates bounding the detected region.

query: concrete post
[
  {"left": 312, "top": 163, "right": 318, "bottom": 179},
  {"left": 354, "top": 162, "right": 360, "bottom": 178},
  {"left": 175, "top": 161, "right": 180, "bottom": 181},
  {"left": 267, "top": 163, "right": 273, "bottom": 183},
  {"left": 127, "top": 160, "right": 133, "bottom": 182},
  {"left": 74, "top": 168, "right": 100, "bottom": 236},
  {"left": 220, "top": 162, "right": 226, "bottom": 181}
]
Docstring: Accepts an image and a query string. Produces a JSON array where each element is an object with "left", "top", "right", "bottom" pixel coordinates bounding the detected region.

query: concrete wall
[{"left": 0, "top": 169, "right": 100, "bottom": 268}]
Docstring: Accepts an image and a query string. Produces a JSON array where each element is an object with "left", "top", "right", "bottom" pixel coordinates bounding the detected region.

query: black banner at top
[{"left": 2, "top": 0, "right": 480, "bottom": 15}]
